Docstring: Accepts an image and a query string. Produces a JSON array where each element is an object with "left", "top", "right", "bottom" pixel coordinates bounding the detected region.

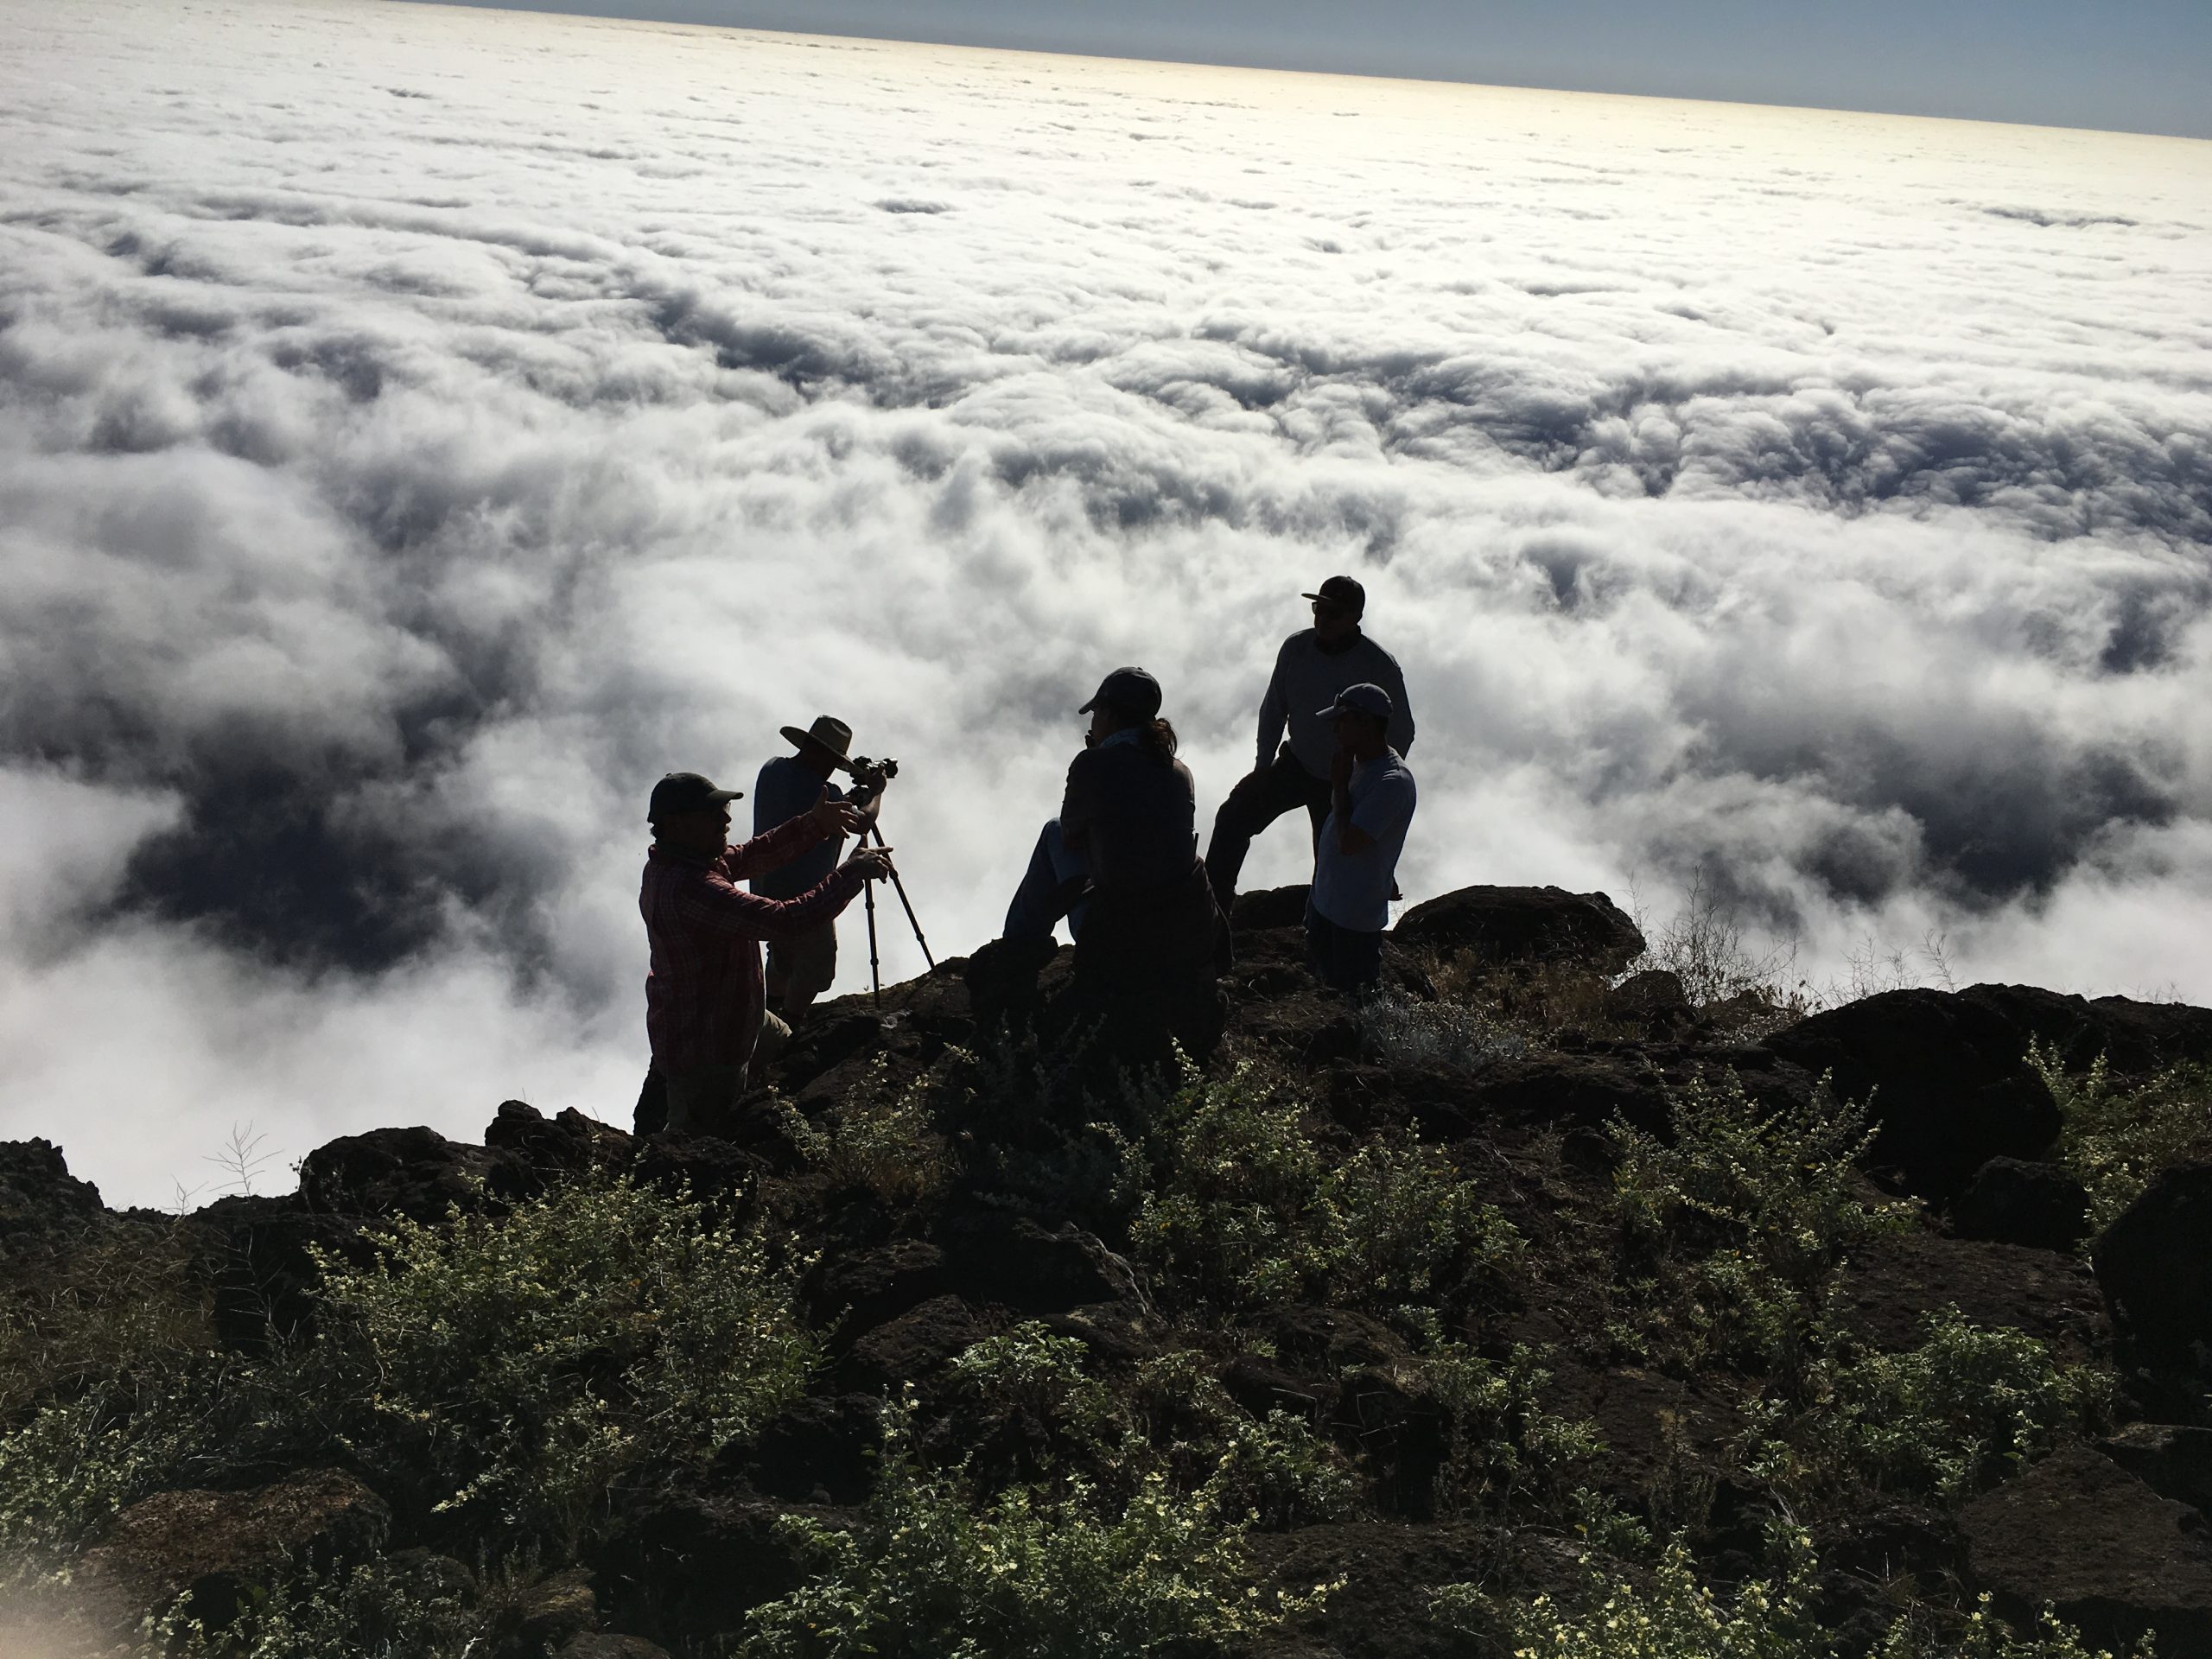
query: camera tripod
[{"left": 851, "top": 759, "right": 935, "bottom": 1005}]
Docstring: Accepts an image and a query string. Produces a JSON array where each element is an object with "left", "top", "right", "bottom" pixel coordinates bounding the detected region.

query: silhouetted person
[
  {"left": 1204, "top": 574, "right": 1414, "bottom": 918},
  {"left": 999, "top": 667, "right": 1224, "bottom": 1047},
  {"left": 640, "top": 771, "right": 890, "bottom": 1134},
  {"left": 1306, "top": 683, "right": 1416, "bottom": 994},
  {"left": 751, "top": 716, "right": 888, "bottom": 1024}
]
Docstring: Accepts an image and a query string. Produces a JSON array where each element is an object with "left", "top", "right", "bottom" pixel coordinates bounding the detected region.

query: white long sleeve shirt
[{"left": 1255, "top": 629, "right": 1416, "bottom": 778}]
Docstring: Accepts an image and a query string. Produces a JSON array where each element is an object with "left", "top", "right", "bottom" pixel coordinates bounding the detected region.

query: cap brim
[
  {"left": 1315, "top": 703, "right": 1345, "bottom": 719},
  {"left": 1300, "top": 591, "right": 1324, "bottom": 601},
  {"left": 709, "top": 788, "right": 743, "bottom": 804},
  {"left": 1077, "top": 696, "right": 1099, "bottom": 714}
]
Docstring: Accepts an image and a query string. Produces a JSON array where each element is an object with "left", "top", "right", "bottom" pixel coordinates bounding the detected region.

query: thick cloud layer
[{"left": 3, "top": 0, "right": 2209, "bottom": 1205}]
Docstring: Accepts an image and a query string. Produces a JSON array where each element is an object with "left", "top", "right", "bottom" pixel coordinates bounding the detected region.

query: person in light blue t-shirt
[{"left": 1307, "top": 682, "right": 1416, "bottom": 993}]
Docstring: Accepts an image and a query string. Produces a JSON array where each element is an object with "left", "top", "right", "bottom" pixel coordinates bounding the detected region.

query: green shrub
[
  {"left": 147, "top": 1552, "right": 478, "bottom": 1659},
  {"left": 1748, "top": 1307, "right": 2113, "bottom": 1503},
  {"left": 2030, "top": 1042, "right": 2212, "bottom": 1233},
  {"left": 1435, "top": 1530, "right": 2145, "bottom": 1658},
  {"left": 779, "top": 1056, "right": 953, "bottom": 1206},
  {"left": 1608, "top": 1076, "right": 1907, "bottom": 1378},
  {"left": 1394, "top": 1317, "right": 1605, "bottom": 1516},
  {"left": 315, "top": 1173, "right": 811, "bottom": 1546},
  {"left": 742, "top": 1399, "right": 1321, "bottom": 1658},
  {"left": 0, "top": 1374, "right": 217, "bottom": 1571},
  {"left": 1128, "top": 1062, "right": 1522, "bottom": 1313},
  {"left": 948, "top": 1326, "right": 1357, "bottom": 1529},
  {"left": 1361, "top": 988, "right": 1529, "bottom": 1075}
]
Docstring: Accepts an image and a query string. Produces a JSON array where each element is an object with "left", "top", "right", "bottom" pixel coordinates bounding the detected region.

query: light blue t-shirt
[{"left": 1311, "top": 749, "right": 1416, "bottom": 933}]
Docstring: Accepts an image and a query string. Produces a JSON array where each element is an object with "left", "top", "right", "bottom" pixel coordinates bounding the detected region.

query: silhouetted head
[{"left": 1302, "top": 574, "right": 1364, "bottom": 646}]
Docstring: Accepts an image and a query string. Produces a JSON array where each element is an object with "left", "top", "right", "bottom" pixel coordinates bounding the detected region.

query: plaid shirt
[{"left": 640, "top": 814, "right": 867, "bottom": 1073}]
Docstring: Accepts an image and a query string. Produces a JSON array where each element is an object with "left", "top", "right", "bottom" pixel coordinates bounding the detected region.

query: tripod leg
[
  {"left": 867, "top": 823, "right": 938, "bottom": 971},
  {"left": 864, "top": 880, "right": 882, "bottom": 1006}
]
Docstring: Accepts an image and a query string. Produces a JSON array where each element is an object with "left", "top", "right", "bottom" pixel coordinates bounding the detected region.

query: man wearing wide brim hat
[{"left": 752, "top": 715, "right": 890, "bottom": 1021}]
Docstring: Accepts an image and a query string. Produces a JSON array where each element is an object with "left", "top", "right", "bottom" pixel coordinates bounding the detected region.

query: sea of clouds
[{"left": 3, "top": 0, "right": 2209, "bottom": 1207}]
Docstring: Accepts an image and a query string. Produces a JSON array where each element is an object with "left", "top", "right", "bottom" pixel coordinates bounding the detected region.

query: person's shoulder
[
  {"left": 1355, "top": 632, "right": 1404, "bottom": 670},
  {"left": 1281, "top": 628, "right": 1316, "bottom": 656}
]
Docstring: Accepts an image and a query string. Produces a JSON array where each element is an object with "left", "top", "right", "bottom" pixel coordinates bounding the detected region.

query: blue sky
[{"left": 428, "top": 0, "right": 2212, "bottom": 138}]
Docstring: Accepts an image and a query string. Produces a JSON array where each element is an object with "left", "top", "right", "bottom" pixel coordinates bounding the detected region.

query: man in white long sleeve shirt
[{"left": 1203, "top": 575, "right": 1415, "bottom": 915}]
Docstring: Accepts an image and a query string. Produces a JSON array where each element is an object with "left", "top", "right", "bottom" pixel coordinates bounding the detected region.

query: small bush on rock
[
  {"left": 742, "top": 1398, "right": 1320, "bottom": 1658},
  {"left": 1437, "top": 1530, "right": 2146, "bottom": 1658},
  {"left": 779, "top": 1057, "right": 953, "bottom": 1206},
  {"left": 315, "top": 1172, "right": 811, "bottom": 1546},
  {"left": 1128, "top": 1062, "right": 1523, "bottom": 1314},
  {"left": 2030, "top": 1042, "right": 2212, "bottom": 1233},
  {"left": 1749, "top": 1307, "right": 2113, "bottom": 1503}
]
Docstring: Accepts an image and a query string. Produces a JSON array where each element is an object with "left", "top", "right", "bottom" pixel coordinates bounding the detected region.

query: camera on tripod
[{"left": 849, "top": 755, "right": 899, "bottom": 782}]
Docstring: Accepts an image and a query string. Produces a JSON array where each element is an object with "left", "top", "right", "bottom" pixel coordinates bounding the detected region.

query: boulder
[
  {"left": 1390, "top": 886, "right": 1645, "bottom": 975},
  {"left": 198, "top": 1192, "right": 362, "bottom": 1351},
  {"left": 1232, "top": 884, "right": 1313, "bottom": 931},
  {"left": 1764, "top": 988, "right": 2062, "bottom": 1199},
  {"left": 806, "top": 1237, "right": 948, "bottom": 1335},
  {"left": 632, "top": 1133, "right": 772, "bottom": 1210},
  {"left": 1961, "top": 984, "right": 2212, "bottom": 1076},
  {"left": 940, "top": 1213, "right": 1145, "bottom": 1314},
  {"left": 0, "top": 1138, "right": 104, "bottom": 1243},
  {"left": 588, "top": 1490, "right": 822, "bottom": 1637},
  {"left": 838, "top": 1294, "right": 993, "bottom": 1391},
  {"left": 296, "top": 1126, "right": 503, "bottom": 1223},
  {"left": 503, "top": 1565, "right": 598, "bottom": 1656},
  {"left": 2094, "top": 1161, "right": 2212, "bottom": 1372},
  {"left": 72, "top": 1468, "right": 390, "bottom": 1632},
  {"left": 1950, "top": 1157, "right": 2092, "bottom": 1252},
  {"left": 557, "top": 1638, "right": 671, "bottom": 1659},
  {"left": 1961, "top": 1444, "right": 2212, "bottom": 1653},
  {"left": 1605, "top": 969, "right": 1691, "bottom": 1027},
  {"left": 1337, "top": 1363, "right": 1452, "bottom": 1519},
  {"left": 2102, "top": 1424, "right": 2212, "bottom": 1522},
  {"left": 721, "top": 1394, "right": 886, "bottom": 1505},
  {"left": 485, "top": 1101, "right": 630, "bottom": 1197}
]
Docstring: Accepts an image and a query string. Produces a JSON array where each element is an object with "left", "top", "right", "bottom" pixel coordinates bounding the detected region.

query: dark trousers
[
  {"left": 1204, "top": 745, "right": 1332, "bottom": 911},
  {"left": 1306, "top": 901, "right": 1383, "bottom": 994}
]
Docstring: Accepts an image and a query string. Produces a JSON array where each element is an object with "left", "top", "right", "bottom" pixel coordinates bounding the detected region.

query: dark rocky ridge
[{"left": 6, "top": 882, "right": 2211, "bottom": 1655}]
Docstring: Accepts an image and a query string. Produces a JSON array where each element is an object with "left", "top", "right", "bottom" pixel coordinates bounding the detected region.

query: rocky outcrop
[
  {"left": 2094, "top": 1161, "right": 2212, "bottom": 1374},
  {"left": 1950, "top": 1156, "right": 2092, "bottom": 1252},
  {"left": 1390, "top": 886, "right": 1645, "bottom": 974},
  {"left": 1765, "top": 988, "right": 2062, "bottom": 1199},
  {"left": 0, "top": 1137, "right": 104, "bottom": 1243},
  {"left": 1961, "top": 1444, "right": 2212, "bottom": 1653},
  {"left": 1961, "top": 984, "right": 2212, "bottom": 1076},
  {"left": 72, "top": 1468, "right": 390, "bottom": 1633},
  {"left": 296, "top": 1124, "right": 503, "bottom": 1223}
]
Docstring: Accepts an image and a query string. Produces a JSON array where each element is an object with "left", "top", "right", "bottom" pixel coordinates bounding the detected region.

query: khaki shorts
[
  {"left": 661, "top": 1013, "right": 793, "bottom": 1135},
  {"left": 766, "top": 923, "right": 838, "bottom": 1001}
]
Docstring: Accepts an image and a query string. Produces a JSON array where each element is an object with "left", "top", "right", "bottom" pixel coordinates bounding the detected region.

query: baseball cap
[
  {"left": 1078, "top": 665, "right": 1163, "bottom": 720},
  {"left": 1317, "top": 683, "right": 1393, "bottom": 722},
  {"left": 648, "top": 772, "right": 742, "bottom": 823},
  {"left": 1300, "top": 575, "right": 1366, "bottom": 614}
]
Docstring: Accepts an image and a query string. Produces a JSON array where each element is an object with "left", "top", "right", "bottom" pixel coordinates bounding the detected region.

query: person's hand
[
  {"left": 846, "top": 845, "right": 895, "bottom": 880},
  {"left": 1330, "top": 747, "right": 1355, "bottom": 790},
  {"left": 851, "top": 760, "right": 891, "bottom": 794},
  {"left": 812, "top": 786, "right": 867, "bottom": 836}
]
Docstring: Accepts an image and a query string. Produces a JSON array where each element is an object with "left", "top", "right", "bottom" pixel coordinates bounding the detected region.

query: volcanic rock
[
  {"left": 1390, "top": 886, "right": 1645, "bottom": 975},
  {"left": 1764, "top": 988, "right": 2062, "bottom": 1199},
  {"left": 1960, "top": 1443, "right": 2212, "bottom": 1652},
  {"left": 73, "top": 1468, "right": 390, "bottom": 1632},
  {"left": 0, "top": 1138, "right": 104, "bottom": 1243},
  {"left": 2095, "top": 1161, "right": 2212, "bottom": 1372},
  {"left": 1949, "top": 1156, "right": 2092, "bottom": 1252},
  {"left": 296, "top": 1125, "right": 503, "bottom": 1223}
]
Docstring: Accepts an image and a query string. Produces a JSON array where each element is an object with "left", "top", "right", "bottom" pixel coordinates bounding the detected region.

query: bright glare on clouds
[{"left": 2, "top": 0, "right": 2209, "bottom": 1206}]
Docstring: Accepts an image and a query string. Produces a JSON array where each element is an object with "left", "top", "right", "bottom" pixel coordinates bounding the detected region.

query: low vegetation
[{"left": 3, "top": 918, "right": 2196, "bottom": 1658}]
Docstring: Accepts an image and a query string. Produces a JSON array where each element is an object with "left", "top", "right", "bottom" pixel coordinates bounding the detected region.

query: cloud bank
[{"left": 3, "top": 0, "right": 2209, "bottom": 1205}]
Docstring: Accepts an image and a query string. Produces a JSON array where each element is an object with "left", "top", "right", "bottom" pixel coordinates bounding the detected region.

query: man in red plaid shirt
[{"left": 641, "top": 771, "right": 893, "bottom": 1133}]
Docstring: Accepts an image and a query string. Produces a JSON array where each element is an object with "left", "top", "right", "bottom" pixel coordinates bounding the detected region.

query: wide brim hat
[{"left": 780, "top": 715, "right": 856, "bottom": 772}]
